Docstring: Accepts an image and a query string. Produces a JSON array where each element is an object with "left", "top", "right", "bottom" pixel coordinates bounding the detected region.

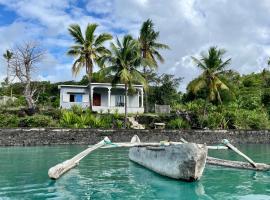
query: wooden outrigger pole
[
  {"left": 181, "top": 138, "right": 270, "bottom": 171},
  {"left": 48, "top": 137, "right": 110, "bottom": 180},
  {"left": 221, "top": 139, "right": 257, "bottom": 168},
  {"left": 102, "top": 135, "right": 228, "bottom": 150}
]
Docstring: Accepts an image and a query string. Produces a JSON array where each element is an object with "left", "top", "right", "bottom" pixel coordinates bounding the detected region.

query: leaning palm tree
[
  {"left": 188, "top": 47, "right": 231, "bottom": 106},
  {"left": 67, "top": 23, "right": 112, "bottom": 110},
  {"left": 138, "top": 19, "right": 169, "bottom": 112},
  {"left": 3, "top": 49, "right": 13, "bottom": 97},
  {"left": 104, "top": 35, "right": 146, "bottom": 128}
]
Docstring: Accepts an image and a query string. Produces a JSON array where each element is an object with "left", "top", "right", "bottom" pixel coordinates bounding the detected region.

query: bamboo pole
[
  {"left": 48, "top": 137, "right": 110, "bottom": 180},
  {"left": 221, "top": 139, "right": 257, "bottom": 168}
]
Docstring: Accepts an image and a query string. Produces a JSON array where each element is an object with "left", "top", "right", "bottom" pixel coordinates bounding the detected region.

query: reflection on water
[{"left": 0, "top": 144, "right": 269, "bottom": 199}]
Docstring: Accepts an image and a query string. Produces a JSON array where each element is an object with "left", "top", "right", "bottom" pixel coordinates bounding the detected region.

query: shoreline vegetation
[{"left": 1, "top": 19, "right": 270, "bottom": 130}]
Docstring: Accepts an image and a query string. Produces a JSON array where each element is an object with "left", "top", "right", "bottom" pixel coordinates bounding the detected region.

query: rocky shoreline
[{"left": 0, "top": 128, "right": 269, "bottom": 146}]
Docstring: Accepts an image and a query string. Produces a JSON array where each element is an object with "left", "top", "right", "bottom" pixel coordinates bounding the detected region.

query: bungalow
[{"left": 58, "top": 83, "right": 144, "bottom": 113}]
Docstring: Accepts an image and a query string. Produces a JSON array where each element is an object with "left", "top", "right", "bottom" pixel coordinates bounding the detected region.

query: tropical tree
[
  {"left": 67, "top": 23, "right": 112, "bottom": 110},
  {"left": 104, "top": 35, "right": 146, "bottom": 128},
  {"left": 3, "top": 49, "right": 13, "bottom": 97},
  {"left": 188, "top": 46, "right": 231, "bottom": 108},
  {"left": 138, "top": 19, "right": 169, "bottom": 112},
  {"left": 9, "top": 42, "right": 45, "bottom": 110}
]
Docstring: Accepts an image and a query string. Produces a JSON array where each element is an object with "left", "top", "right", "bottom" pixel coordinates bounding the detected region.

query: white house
[{"left": 58, "top": 83, "right": 144, "bottom": 113}]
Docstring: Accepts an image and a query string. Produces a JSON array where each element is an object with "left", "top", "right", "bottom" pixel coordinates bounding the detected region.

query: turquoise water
[{"left": 0, "top": 144, "right": 269, "bottom": 200}]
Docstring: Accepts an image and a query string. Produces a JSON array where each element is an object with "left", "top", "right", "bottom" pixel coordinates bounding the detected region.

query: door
[{"left": 93, "top": 93, "right": 101, "bottom": 106}]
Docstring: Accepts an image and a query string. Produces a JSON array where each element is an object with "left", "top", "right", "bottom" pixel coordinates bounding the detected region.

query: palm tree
[
  {"left": 67, "top": 23, "right": 112, "bottom": 110},
  {"left": 138, "top": 19, "right": 169, "bottom": 112},
  {"left": 3, "top": 49, "right": 13, "bottom": 97},
  {"left": 104, "top": 35, "right": 146, "bottom": 128},
  {"left": 188, "top": 47, "right": 231, "bottom": 106}
]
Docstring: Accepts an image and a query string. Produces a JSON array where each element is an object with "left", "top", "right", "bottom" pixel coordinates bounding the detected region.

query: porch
[{"left": 91, "top": 83, "right": 144, "bottom": 114}]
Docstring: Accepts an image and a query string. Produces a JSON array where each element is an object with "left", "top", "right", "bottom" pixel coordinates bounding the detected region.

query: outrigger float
[{"left": 48, "top": 136, "right": 270, "bottom": 181}]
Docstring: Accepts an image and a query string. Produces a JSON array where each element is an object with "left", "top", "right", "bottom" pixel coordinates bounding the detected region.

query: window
[
  {"left": 69, "top": 94, "right": 83, "bottom": 102},
  {"left": 116, "top": 95, "right": 124, "bottom": 107},
  {"left": 75, "top": 94, "right": 82, "bottom": 102},
  {"left": 70, "top": 94, "right": 75, "bottom": 102}
]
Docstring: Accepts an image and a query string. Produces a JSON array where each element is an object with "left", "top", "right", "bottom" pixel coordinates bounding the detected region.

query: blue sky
[{"left": 1, "top": 0, "right": 270, "bottom": 91}]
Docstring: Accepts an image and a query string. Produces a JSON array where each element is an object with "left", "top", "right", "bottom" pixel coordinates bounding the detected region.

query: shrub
[
  {"left": 60, "top": 110, "right": 78, "bottom": 127},
  {"left": 198, "top": 112, "right": 227, "bottom": 129},
  {"left": 115, "top": 119, "right": 123, "bottom": 128},
  {"left": 238, "top": 95, "right": 261, "bottom": 110},
  {"left": 167, "top": 118, "right": 190, "bottom": 129},
  {"left": 51, "top": 96, "right": 60, "bottom": 108},
  {"left": 185, "top": 99, "right": 206, "bottom": 114},
  {"left": 0, "top": 114, "right": 19, "bottom": 127},
  {"left": 19, "top": 115, "right": 57, "bottom": 127},
  {"left": 40, "top": 108, "right": 62, "bottom": 120},
  {"left": 71, "top": 105, "right": 84, "bottom": 115},
  {"left": 234, "top": 109, "right": 270, "bottom": 129}
]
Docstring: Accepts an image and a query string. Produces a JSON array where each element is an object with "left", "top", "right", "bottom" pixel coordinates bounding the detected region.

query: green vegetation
[{"left": 1, "top": 19, "right": 270, "bottom": 130}]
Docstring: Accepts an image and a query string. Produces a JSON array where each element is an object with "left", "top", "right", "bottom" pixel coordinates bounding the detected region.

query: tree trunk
[
  {"left": 10, "top": 86, "right": 13, "bottom": 99},
  {"left": 7, "top": 61, "right": 9, "bottom": 84},
  {"left": 143, "top": 66, "right": 149, "bottom": 113},
  {"left": 88, "top": 75, "right": 92, "bottom": 111},
  {"left": 24, "top": 81, "right": 35, "bottom": 110},
  {"left": 124, "top": 84, "right": 128, "bottom": 129},
  {"left": 217, "top": 90, "right": 223, "bottom": 105},
  {"left": 87, "top": 60, "right": 93, "bottom": 111}
]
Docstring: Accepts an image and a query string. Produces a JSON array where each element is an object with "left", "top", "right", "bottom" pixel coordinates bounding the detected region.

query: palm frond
[
  {"left": 85, "top": 23, "right": 98, "bottom": 44},
  {"left": 72, "top": 57, "right": 85, "bottom": 76},
  {"left": 94, "top": 33, "right": 112, "bottom": 47},
  {"left": 153, "top": 50, "right": 164, "bottom": 63},
  {"left": 191, "top": 56, "right": 208, "bottom": 70},
  {"left": 152, "top": 42, "right": 170, "bottom": 50},
  {"left": 187, "top": 76, "right": 206, "bottom": 93},
  {"left": 68, "top": 24, "right": 85, "bottom": 45},
  {"left": 216, "top": 58, "right": 231, "bottom": 71}
]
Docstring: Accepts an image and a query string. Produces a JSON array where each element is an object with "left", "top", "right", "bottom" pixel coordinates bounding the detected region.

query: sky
[{"left": 1, "top": 0, "right": 270, "bottom": 91}]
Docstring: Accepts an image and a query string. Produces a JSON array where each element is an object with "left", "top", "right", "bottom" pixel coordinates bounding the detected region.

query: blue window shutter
[{"left": 75, "top": 94, "right": 82, "bottom": 102}]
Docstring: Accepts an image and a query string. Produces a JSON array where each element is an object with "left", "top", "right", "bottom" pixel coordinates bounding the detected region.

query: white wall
[
  {"left": 59, "top": 85, "right": 143, "bottom": 113},
  {"left": 60, "top": 87, "right": 89, "bottom": 109}
]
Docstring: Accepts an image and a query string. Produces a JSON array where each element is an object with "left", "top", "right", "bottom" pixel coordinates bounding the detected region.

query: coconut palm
[
  {"left": 188, "top": 47, "right": 231, "bottom": 105},
  {"left": 67, "top": 23, "right": 112, "bottom": 110},
  {"left": 138, "top": 19, "right": 169, "bottom": 112},
  {"left": 104, "top": 35, "right": 146, "bottom": 128},
  {"left": 3, "top": 49, "right": 13, "bottom": 97}
]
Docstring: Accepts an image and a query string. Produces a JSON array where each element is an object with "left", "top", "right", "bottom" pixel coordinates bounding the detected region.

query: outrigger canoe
[{"left": 129, "top": 143, "right": 208, "bottom": 181}]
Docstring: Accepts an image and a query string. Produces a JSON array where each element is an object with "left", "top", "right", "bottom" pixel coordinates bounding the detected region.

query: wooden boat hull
[{"left": 129, "top": 143, "right": 208, "bottom": 181}]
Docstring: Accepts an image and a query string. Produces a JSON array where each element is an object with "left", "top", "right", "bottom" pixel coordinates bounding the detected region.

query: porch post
[
  {"left": 137, "top": 90, "right": 140, "bottom": 107},
  {"left": 91, "top": 86, "right": 94, "bottom": 106},
  {"left": 108, "top": 87, "right": 111, "bottom": 108},
  {"left": 141, "top": 88, "right": 144, "bottom": 108}
]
